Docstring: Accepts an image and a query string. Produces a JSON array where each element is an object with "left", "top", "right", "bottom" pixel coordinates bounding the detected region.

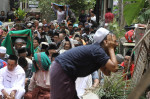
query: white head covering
[
  {"left": 15, "top": 38, "right": 25, "bottom": 43},
  {"left": 0, "top": 46, "right": 6, "bottom": 53},
  {"left": 27, "top": 23, "right": 32, "bottom": 27},
  {"left": 93, "top": 28, "right": 110, "bottom": 43},
  {"left": 39, "top": 23, "right": 43, "bottom": 27}
]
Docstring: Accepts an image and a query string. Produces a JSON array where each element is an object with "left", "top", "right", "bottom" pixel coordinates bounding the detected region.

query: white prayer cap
[
  {"left": 15, "top": 38, "right": 25, "bottom": 43},
  {"left": 27, "top": 23, "right": 32, "bottom": 26},
  {"left": 0, "top": 46, "right": 6, "bottom": 53},
  {"left": 39, "top": 23, "right": 43, "bottom": 27},
  {"left": 93, "top": 27, "right": 110, "bottom": 43}
]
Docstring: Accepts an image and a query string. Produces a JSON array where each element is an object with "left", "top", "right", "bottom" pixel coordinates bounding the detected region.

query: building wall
[{"left": 0, "top": 0, "right": 10, "bottom": 14}]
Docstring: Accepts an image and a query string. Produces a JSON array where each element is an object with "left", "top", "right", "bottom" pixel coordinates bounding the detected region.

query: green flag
[{"left": 1, "top": 29, "right": 34, "bottom": 55}]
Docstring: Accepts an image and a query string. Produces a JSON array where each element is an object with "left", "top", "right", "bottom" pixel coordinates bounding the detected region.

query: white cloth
[
  {"left": 27, "top": 23, "right": 32, "bottom": 27},
  {"left": 76, "top": 75, "right": 92, "bottom": 99},
  {"left": 91, "top": 16, "right": 96, "bottom": 22},
  {"left": 15, "top": 38, "right": 25, "bottom": 43},
  {"left": 0, "top": 46, "right": 6, "bottom": 54},
  {"left": 39, "top": 23, "right": 43, "bottom": 27},
  {"left": 59, "top": 49, "right": 66, "bottom": 54},
  {"left": 26, "top": 57, "right": 32, "bottom": 69},
  {"left": 93, "top": 28, "right": 110, "bottom": 43},
  {"left": 57, "top": 11, "right": 65, "bottom": 23},
  {"left": 0, "top": 66, "right": 25, "bottom": 99}
]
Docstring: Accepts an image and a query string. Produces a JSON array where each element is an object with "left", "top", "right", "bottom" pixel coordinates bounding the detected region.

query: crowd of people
[{"left": 0, "top": 5, "right": 135, "bottom": 99}]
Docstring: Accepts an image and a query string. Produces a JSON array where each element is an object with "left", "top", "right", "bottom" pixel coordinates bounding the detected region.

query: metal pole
[{"left": 96, "top": 0, "right": 100, "bottom": 25}]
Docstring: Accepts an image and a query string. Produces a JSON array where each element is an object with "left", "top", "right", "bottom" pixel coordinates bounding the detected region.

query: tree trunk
[{"left": 118, "top": 0, "right": 125, "bottom": 29}]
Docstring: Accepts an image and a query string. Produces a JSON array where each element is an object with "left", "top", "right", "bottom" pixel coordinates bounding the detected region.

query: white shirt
[
  {"left": 28, "top": 70, "right": 50, "bottom": 91},
  {"left": 91, "top": 16, "right": 96, "bottom": 22},
  {"left": 57, "top": 11, "right": 65, "bottom": 23},
  {"left": 0, "top": 65, "right": 25, "bottom": 92}
]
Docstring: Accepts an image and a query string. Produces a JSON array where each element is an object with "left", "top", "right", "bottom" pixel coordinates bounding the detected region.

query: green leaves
[
  {"left": 138, "top": 8, "right": 150, "bottom": 23},
  {"left": 123, "top": 0, "right": 145, "bottom": 25},
  {"left": 14, "top": 8, "right": 27, "bottom": 20},
  {"left": 94, "top": 73, "right": 131, "bottom": 99}
]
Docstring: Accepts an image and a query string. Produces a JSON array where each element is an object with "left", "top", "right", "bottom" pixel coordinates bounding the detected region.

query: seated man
[
  {"left": 0, "top": 11, "right": 7, "bottom": 22},
  {"left": 14, "top": 38, "right": 25, "bottom": 56},
  {"left": 0, "top": 55, "right": 25, "bottom": 99},
  {"left": 0, "top": 46, "right": 9, "bottom": 62},
  {"left": 24, "top": 52, "right": 51, "bottom": 99},
  {"left": 120, "top": 49, "right": 134, "bottom": 80},
  {"left": 18, "top": 57, "right": 32, "bottom": 93}
]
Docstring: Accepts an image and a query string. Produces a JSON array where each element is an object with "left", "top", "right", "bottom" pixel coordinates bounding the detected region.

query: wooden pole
[{"left": 128, "top": 67, "right": 150, "bottom": 99}]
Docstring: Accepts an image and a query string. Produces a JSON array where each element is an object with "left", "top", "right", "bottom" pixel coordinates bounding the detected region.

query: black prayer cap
[
  {"left": 74, "top": 34, "right": 80, "bottom": 38},
  {"left": 65, "top": 36, "right": 70, "bottom": 41},
  {"left": 26, "top": 48, "right": 32, "bottom": 56},
  {"left": 48, "top": 43, "right": 57, "bottom": 50},
  {"left": 53, "top": 33, "right": 59, "bottom": 37},
  {"left": 18, "top": 47, "right": 27, "bottom": 54},
  {"left": 8, "top": 55, "right": 18, "bottom": 62},
  {"left": 45, "top": 43, "right": 57, "bottom": 55},
  {"left": 41, "top": 44, "right": 49, "bottom": 50},
  {"left": 48, "top": 30, "right": 54, "bottom": 37},
  {"left": 18, "top": 57, "right": 28, "bottom": 68}
]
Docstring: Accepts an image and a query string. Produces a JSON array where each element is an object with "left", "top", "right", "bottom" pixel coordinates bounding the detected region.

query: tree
[
  {"left": 66, "top": 0, "right": 96, "bottom": 16},
  {"left": 123, "top": 0, "right": 146, "bottom": 25},
  {"left": 27, "top": 0, "right": 96, "bottom": 22},
  {"left": 38, "top": 0, "right": 55, "bottom": 22}
]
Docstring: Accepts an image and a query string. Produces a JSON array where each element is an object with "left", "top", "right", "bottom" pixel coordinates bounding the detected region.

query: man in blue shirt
[{"left": 50, "top": 28, "right": 118, "bottom": 99}]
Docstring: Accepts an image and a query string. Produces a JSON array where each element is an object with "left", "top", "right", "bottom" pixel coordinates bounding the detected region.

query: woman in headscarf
[
  {"left": 59, "top": 37, "right": 76, "bottom": 54},
  {"left": 24, "top": 52, "right": 51, "bottom": 99}
]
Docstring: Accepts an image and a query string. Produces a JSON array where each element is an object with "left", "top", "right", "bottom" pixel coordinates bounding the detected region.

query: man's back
[{"left": 55, "top": 43, "right": 109, "bottom": 78}]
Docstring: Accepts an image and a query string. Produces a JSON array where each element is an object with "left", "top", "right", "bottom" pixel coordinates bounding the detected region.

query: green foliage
[
  {"left": 108, "top": 20, "right": 125, "bottom": 39},
  {"left": 123, "top": 0, "right": 145, "bottom": 25},
  {"left": 38, "top": 0, "right": 54, "bottom": 22},
  {"left": 23, "top": 0, "right": 96, "bottom": 21},
  {"left": 137, "top": 1, "right": 150, "bottom": 24},
  {"left": 66, "top": 0, "right": 96, "bottom": 16},
  {"left": 94, "top": 73, "right": 131, "bottom": 99},
  {"left": 14, "top": 8, "right": 27, "bottom": 21}
]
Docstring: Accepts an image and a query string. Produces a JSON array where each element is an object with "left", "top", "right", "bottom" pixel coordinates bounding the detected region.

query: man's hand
[
  {"left": 10, "top": 90, "right": 16, "bottom": 99},
  {"left": 1, "top": 89, "right": 10, "bottom": 99},
  {"left": 4, "top": 95, "right": 11, "bottom": 99},
  {"left": 103, "top": 34, "right": 118, "bottom": 73},
  {"left": 104, "top": 34, "right": 118, "bottom": 50},
  {"left": 100, "top": 66, "right": 111, "bottom": 76},
  {"left": 25, "top": 78, "right": 29, "bottom": 85}
]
